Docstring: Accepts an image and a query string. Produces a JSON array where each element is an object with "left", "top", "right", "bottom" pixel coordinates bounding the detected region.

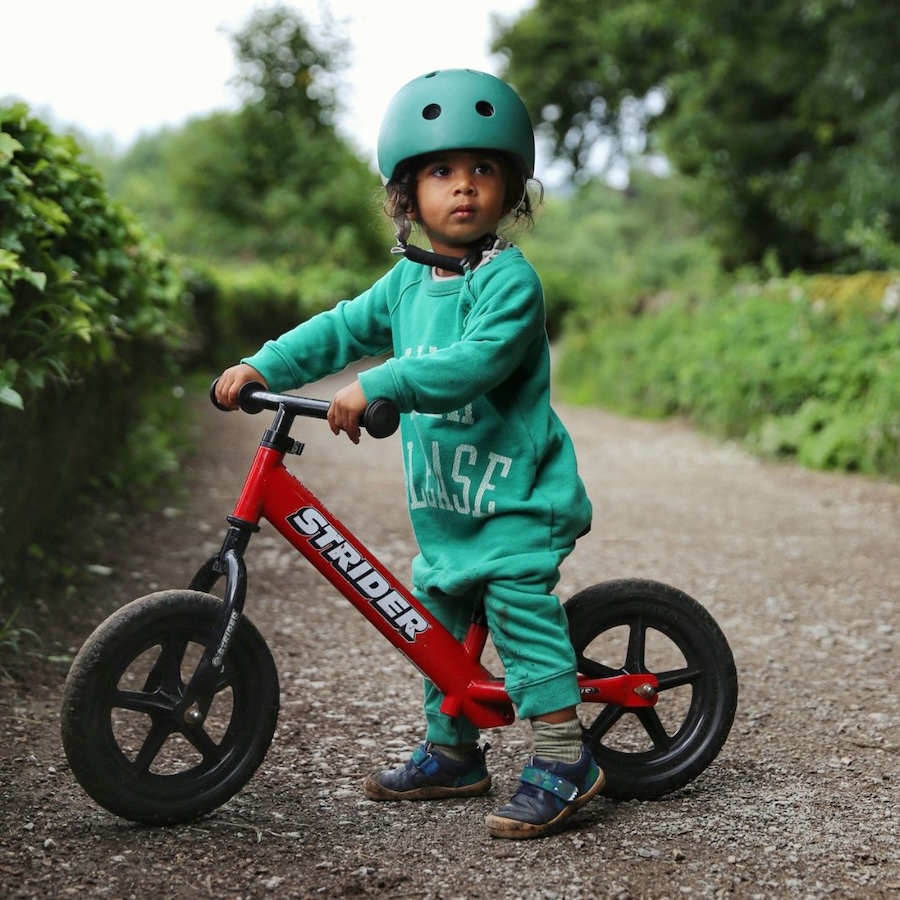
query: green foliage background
[
  {"left": 495, "top": 0, "right": 900, "bottom": 273},
  {"left": 557, "top": 270, "right": 900, "bottom": 476},
  {"left": 103, "top": 5, "right": 388, "bottom": 273}
]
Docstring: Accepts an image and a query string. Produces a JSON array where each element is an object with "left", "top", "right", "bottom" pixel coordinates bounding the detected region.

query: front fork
[{"left": 183, "top": 517, "right": 258, "bottom": 699}]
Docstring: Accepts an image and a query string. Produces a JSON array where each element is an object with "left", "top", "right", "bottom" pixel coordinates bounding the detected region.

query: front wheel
[
  {"left": 61, "top": 590, "right": 280, "bottom": 825},
  {"left": 566, "top": 579, "right": 738, "bottom": 800}
]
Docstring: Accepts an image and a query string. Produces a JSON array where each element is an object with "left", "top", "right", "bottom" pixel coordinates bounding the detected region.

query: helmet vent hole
[
  {"left": 422, "top": 104, "right": 442, "bottom": 120},
  {"left": 475, "top": 101, "right": 495, "bottom": 117}
]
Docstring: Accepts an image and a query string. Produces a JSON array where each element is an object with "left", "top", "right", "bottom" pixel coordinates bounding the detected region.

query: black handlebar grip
[
  {"left": 209, "top": 378, "right": 269, "bottom": 413},
  {"left": 236, "top": 381, "right": 270, "bottom": 415},
  {"left": 209, "top": 378, "right": 232, "bottom": 411},
  {"left": 363, "top": 398, "right": 400, "bottom": 439}
]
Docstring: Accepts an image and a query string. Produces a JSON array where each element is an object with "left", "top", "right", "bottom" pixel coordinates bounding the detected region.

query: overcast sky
[{"left": 1, "top": 0, "right": 532, "bottom": 165}]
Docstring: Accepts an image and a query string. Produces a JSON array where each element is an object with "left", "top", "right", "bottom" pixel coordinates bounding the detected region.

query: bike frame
[{"left": 187, "top": 392, "right": 658, "bottom": 727}]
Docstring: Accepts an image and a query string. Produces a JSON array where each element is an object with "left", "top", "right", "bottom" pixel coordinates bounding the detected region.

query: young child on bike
[{"left": 215, "top": 69, "right": 602, "bottom": 839}]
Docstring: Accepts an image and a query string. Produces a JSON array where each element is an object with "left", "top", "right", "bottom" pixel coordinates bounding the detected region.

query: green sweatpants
[{"left": 416, "top": 563, "right": 581, "bottom": 746}]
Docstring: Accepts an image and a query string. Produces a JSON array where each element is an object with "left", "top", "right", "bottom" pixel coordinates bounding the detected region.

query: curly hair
[{"left": 383, "top": 151, "right": 542, "bottom": 244}]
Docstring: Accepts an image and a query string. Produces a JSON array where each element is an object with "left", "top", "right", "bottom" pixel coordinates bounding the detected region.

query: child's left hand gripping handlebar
[{"left": 209, "top": 379, "right": 400, "bottom": 439}]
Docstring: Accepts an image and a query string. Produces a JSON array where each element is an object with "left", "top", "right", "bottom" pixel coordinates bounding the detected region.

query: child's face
[{"left": 411, "top": 151, "right": 508, "bottom": 259}]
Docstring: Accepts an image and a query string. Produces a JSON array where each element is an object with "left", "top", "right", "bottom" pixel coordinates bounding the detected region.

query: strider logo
[{"left": 286, "top": 506, "right": 429, "bottom": 642}]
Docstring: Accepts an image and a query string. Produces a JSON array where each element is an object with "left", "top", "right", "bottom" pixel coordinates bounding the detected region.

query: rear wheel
[
  {"left": 565, "top": 579, "right": 737, "bottom": 800},
  {"left": 61, "top": 590, "right": 279, "bottom": 824}
]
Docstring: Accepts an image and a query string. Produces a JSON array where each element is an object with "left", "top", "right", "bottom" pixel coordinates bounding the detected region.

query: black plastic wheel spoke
[
  {"left": 143, "top": 636, "right": 190, "bottom": 696},
  {"left": 624, "top": 618, "right": 648, "bottom": 671},
  {"left": 181, "top": 666, "right": 235, "bottom": 713},
  {"left": 586, "top": 702, "right": 627, "bottom": 741},
  {"left": 132, "top": 720, "right": 176, "bottom": 775},
  {"left": 655, "top": 666, "right": 703, "bottom": 692},
  {"left": 577, "top": 654, "right": 624, "bottom": 680},
  {"left": 210, "top": 666, "right": 237, "bottom": 693},
  {"left": 183, "top": 723, "right": 225, "bottom": 765},
  {"left": 113, "top": 688, "right": 178, "bottom": 716},
  {"left": 634, "top": 707, "right": 674, "bottom": 751}
]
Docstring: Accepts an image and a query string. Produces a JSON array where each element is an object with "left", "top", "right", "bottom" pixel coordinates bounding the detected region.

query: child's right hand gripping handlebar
[{"left": 209, "top": 379, "right": 400, "bottom": 439}]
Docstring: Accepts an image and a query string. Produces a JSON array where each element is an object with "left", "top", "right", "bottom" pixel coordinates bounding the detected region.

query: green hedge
[
  {"left": 0, "top": 104, "right": 191, "bottom": 574},
  {"left": 188, "top": 260, "right": 381, "bottom": 369},
  {"left": 558, "top": 273, "right": 900, "bottom": 477},
  {"left": 0, "top": 105, "right": 188, "bottom": 409}
]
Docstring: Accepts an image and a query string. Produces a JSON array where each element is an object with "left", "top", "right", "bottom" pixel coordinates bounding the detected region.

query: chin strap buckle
[{"left": 391, "top": 233, "right": 497, "bottom": 275}]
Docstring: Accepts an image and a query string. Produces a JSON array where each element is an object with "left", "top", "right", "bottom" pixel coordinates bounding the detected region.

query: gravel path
[{"left": 2, "top": 372, "right": 898, "bottom": 898}]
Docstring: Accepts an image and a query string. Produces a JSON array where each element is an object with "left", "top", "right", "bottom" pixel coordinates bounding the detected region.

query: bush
[
  {"left": 0, "top": 104, "right": 188, "bottom": 409},
  {"left": 188, "top": 259, "right": 383, "bottom": 369},
  {"left": 0, "top": 104, "right": 192, "bottom": 575},
  {"left": 518, "top": 173, "right": 724, "bottom": 335},
  {"left": 557, "top": 273, "right": 900, "bottom": 477}
]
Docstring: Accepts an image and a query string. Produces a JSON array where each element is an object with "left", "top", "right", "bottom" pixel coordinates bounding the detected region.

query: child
[{"left": 215, "top": 69, "right": 603, "bottom": 839}]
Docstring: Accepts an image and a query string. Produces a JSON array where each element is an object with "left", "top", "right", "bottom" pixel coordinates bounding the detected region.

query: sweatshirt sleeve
[
  {"left": 359, "top": 253, "right": 545, "bottom": 413},
  {"left": 242, "top": 272, "right": 395, "bottom": 392}
]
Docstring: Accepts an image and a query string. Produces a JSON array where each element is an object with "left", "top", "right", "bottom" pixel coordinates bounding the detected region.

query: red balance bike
[{"left": 61, "top": 383, "right": 738, "bottom": 825}]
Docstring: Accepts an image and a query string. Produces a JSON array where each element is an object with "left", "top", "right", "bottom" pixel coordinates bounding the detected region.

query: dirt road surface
[{"left": 2, "top": 371, "right": 898, "bottom": 899}]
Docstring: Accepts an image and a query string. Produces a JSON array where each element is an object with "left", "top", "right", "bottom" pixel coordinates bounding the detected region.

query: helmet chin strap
[{"left": 393, "top": 233, "right": 497, "bottom": 275}]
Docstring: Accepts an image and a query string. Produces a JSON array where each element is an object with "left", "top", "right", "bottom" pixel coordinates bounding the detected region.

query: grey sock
[{"left": 531, "top": 719, "right": 583, "bottom": 763}]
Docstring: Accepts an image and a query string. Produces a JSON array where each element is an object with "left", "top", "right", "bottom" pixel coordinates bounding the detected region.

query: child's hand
[
  {"left": 328, "top": 381, "right": 369, "bottom": 444},
  {"left": 215, "top": 364, "right": 267, "bottom": 410}
]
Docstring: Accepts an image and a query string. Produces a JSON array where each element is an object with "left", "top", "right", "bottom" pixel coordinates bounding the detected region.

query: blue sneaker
[
  {"left": 364, "top": 742, "right": 491, "bottom": 801},
  {"left": 485, "top": 745, "right": 604, "bottom": 839}
]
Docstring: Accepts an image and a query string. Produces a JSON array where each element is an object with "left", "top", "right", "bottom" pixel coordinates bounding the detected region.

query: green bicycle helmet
[{"left": 377, "top": 69, "right": 536, "bottom": 182}]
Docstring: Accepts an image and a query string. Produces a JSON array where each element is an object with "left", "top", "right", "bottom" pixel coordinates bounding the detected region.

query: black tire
[
  {"left": 61, "top": 590, "right": 279, "bottom": 825},
  {"left": 565, "top": 579, "right": 738, "bottom": 800}
]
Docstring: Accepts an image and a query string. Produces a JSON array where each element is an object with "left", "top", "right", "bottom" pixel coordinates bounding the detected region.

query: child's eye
[
  {"left": 474, "top": 162, "right": 496, "bottom": 176},
  {"left": 431, "top": 164, "right": 451, "bottom": 177}
]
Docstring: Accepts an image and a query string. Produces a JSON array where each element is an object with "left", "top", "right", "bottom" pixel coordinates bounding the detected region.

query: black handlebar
[{"left": 209, "top": 380, "right": 400, "bottom": 439}]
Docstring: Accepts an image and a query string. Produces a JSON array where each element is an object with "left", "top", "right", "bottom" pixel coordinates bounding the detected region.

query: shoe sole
[
  {"left": 484, "top": 767, "right": 606, "bottom": 839},
  {"left": 363, "top": 774, "right": 492, "bottom": 802}
]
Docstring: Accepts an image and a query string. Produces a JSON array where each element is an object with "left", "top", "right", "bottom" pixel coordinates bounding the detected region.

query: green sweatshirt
[{"left": 243, "top": 247, "right": 592, "bottom": 597}]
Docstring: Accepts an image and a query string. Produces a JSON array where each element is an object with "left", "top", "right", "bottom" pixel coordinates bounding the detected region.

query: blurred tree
[
  {"left": 109, "top": 5, "right": 385, "bottom": 270},
  {"left": 230, "top": 3, "right": 341, "bottom": 127},
  {"left": 495, "top": 0, "right": 900, "bottom": 272}
]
